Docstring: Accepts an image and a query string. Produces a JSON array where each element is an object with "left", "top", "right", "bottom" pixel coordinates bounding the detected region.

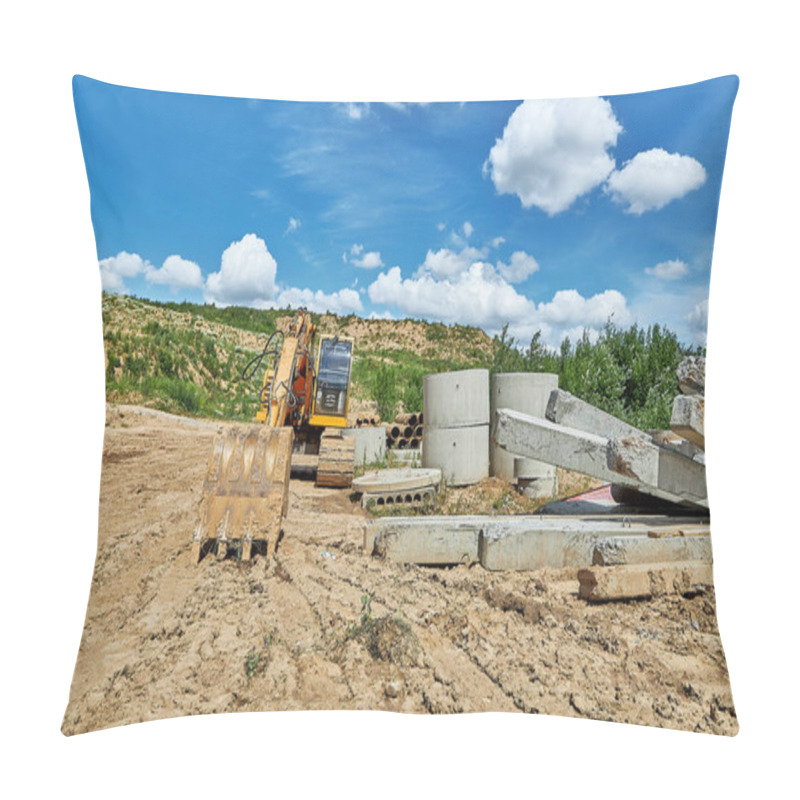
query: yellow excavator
[{"left": 192, "top": 308, "right": 355, "bottom": 563}]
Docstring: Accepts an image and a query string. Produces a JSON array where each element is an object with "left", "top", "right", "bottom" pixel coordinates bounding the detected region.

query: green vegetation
[
  {"left": 490, "top": 321, "right": 703, "bottom": 430},
  {"left": 100, "top": 292, "right": 699, "bottom": 431}
]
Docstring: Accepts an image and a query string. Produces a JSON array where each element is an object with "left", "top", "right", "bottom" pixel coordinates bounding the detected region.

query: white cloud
[
  {"left": 352, "top": 250, "right": 384, "bottom": 269},
  {"left": 204, "top": 233, "right": 278, "bottom": 307},
  {"left": 437, "top": 222, "right": 446, "bottom": 231},
  {"left": 285, "top": 217, "right": 301, "bottom": 234},
  {"left": 497, "top": 251, "right": 539, "bottom": 283},
  {"left": 145, "top": 255, "right": 203, "bottom": 289},
  {"left": 98, "top": 251, "right": 149, "bottom": 293},
  {"left": 368, "top": 263, "right": 631, "bottom": 348},
  {"left": 491, "top": 236, "right": 506, "bottom": 249},
  {"left": 276, "top": 286, "right": 363, "bottom": 315},
  {"left": 535, "top": 288, "right": 631, "bottom": 328},
  {"left": 605, "top": 148, "right": 707, "bottom": 214},
  {"left": 415, "top": 246, "right": 488, "bottom": 279},
  {"left": 486, "top": 97, "right": 622, "bottom": 215},
  {"left": 644, "top": 259, "right": 689, "bottom": 280},
  {"left": 687, "top": 298, "right": 709, "bottom": 339},
  {"left": 344, "top": 243, "right": 383, "bottom": 269},
  {"left": 462, "top": 221, "right": 474, "bottom": 238},
  {"left": 345, "top": 103, "right": 370, "bottom": 120}
]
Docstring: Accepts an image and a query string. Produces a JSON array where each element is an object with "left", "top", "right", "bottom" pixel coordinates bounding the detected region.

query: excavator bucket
[{"left": 192, "top": 425, "right": 293, "bottom": 563}]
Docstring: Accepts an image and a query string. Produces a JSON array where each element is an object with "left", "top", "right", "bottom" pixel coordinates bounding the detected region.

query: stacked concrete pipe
[
  {"left": 422, "top": 369, "right": 489, "bottom": 486},
  {"left": 490, "top": 372, "right": 559, "bottom": 498}
]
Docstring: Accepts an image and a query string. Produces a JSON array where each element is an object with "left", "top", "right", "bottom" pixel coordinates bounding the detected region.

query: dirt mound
[{"left": 62, "top": 405, "right": 736, "bottom": 736}]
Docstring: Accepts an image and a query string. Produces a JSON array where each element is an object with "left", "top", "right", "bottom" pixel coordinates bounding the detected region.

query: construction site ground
[{"left": 62, "top": 405, "right": 737, "bottom": 736}]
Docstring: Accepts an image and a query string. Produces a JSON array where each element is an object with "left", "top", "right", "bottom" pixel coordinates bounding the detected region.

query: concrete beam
[
  {"left": 607, "top": 436, "right": 708, "bottom": 507},
  {"left": 478, "top": 517, "right": 709, "bottom": 571},
  {"left": 671, "top": 395, "right": 705, "bottom": 450},
  {"left": 592, "top": 534, "right": 712, "bottom": 566},
  {"left": 545, "top": 389, "right": 645, "bottom": 440},
  {"left": 578, "top": 562, "right": 714, "bottom": 601},
  {"left": 494, "top": 409, "right": 699, "bottom": 508}
]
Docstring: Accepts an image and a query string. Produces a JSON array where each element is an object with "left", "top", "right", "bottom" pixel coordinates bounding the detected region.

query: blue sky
[{"left": 74, "top": 75, "right": 737, "bottom": 347}]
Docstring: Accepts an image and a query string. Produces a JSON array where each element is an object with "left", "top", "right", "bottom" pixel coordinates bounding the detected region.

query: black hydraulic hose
[{"left": 242, "top": 330, "right": 284, "bottom": 382}]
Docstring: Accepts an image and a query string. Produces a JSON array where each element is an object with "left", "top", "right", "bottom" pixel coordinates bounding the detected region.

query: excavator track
[
  {"left": 192, "top": 425, "right": 293, "bottom": 563},
  {"left": 316, "top": 428, "right": 355, "bottom": 488}
]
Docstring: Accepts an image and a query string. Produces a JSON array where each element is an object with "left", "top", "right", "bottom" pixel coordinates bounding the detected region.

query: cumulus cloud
[
  {"left": 497, "top": 251, "right": 539, "bottom": 283},
  {"left": 353, "top": 251, "right": 384, "bottom": 269},
  {"left": 344, "top": 243, "right": 383, "bottom": 269},
  {"left": 369, "top": 264, "right": 532, "bottom": 332},
  {"left": 491, "top": 236, "right": 506, "bottom": 249},
  {"left": 486, "top": 97, "right": 622, "bottom": 215},
  {"left": 687, "top": 297, "right": 709, "bottom": 339},
  {"left": 644, "top": 259, "right": 689, "bottom": 280},
  {"left": 415, "top": 246, "right": 488, "bottom": 280},
  {"left": 145, "top": 255, "right": 203, "bottom": 289},
  {"left": 462, "top": 221, "right": 474, "bottom": 238},
  {"left": 605, "top": 148, "right": 706, "bottom": 214},
  {"left": 276, "top": 286, "right": 363, "bottom": 315},
  {"left": 368, "top": 262, "right": 631, "bottom": 348},
  {"left": 204, "top": 233, "right": 278, "bottom": 307},
  {"left": 285, "top": 217, "right": 301, "bottom": 234},
  {"left": 98, "top": 251, "right": 148, "bottom": 293}
]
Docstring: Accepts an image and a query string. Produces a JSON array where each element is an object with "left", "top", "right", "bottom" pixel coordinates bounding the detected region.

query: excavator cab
[{"left": 310, "top": 336, "right": 353, "bottom": 426}]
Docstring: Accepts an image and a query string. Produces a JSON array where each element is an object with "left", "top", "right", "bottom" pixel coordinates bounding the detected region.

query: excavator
[{"left": 192, "top": 308, "right": 355, "bottom": 563}]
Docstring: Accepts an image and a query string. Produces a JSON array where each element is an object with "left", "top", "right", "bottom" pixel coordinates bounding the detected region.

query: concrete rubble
[{"left": 362, "top": 359, "right": 715, "bottom": 603}]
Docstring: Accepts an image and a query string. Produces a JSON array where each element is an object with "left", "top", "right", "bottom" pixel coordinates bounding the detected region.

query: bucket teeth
[{"left": 194, "top": 425, "right": 293, "bottom": 563}]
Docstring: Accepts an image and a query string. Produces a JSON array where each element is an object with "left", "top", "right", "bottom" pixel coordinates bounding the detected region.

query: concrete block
[
  {"left": 366, "top": 517, "right": 480, "bottom": 564},
  {"left": 607, "top": 436, "right": 707, "bottom": 507},
  {"left": 343, "top": 426, "right": 386, "bottom": 466},
  {"left": 545, "top": 389, "right": 645, "bottom": 440},
  {"left": 676, "top": 356, "right": 706, "bottom": 396},
  {"left": 671, "top": 394, "right": 705, "bottom": 450},
  {"left": 592, "top": 534, "right": 712, "bottom": 566},
  {"left": 578, "top": 562, "right": 714, "bottom": 601}
]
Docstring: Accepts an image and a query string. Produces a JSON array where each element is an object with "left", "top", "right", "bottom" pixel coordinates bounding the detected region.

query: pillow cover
[{"left": 64, "top": 75, "right": 738, "bottom": 735}]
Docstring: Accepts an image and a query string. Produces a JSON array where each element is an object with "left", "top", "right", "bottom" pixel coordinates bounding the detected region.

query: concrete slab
[
  {"left": 607, "top": 436, "right": 708, "bottom": 507},
  {"left": 671, "top": 394, "right": 705, "bottom": 450},
  {"left": 578, "top": 561, "right": 714, "bottom": 601},
  {"left": 592, "top": 534, "right": 712, "bottom": 566}
]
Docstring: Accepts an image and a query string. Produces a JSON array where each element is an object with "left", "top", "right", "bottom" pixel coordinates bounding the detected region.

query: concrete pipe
[
  {"left": 422, "top": 424, "right": 489, "bottom": 486},
  {"left": 490, "top": 372, "right": 558, "bottom": 483},
  {"left": 423, "top": 369, "right": 490, "bottom": 428}
]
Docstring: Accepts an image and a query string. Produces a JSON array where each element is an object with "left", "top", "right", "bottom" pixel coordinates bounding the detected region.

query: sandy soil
[{"left": 62, "top": 405, "right": 737, "bottom": 736}]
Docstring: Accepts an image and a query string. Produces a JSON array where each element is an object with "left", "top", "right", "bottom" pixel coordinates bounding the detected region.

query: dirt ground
[{"left": 62, "top": 405, "right": 737, "bottom": 736}]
